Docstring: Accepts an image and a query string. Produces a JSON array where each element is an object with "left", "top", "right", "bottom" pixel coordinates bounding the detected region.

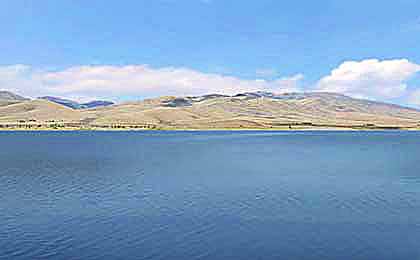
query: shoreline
[{"left": 1, "top": 126, "right": 420, "bottom": 132}]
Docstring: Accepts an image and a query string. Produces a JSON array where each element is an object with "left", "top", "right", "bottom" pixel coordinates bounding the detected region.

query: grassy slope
[{"left": 1, "top": 93, "right": 420, "bottom": 130}]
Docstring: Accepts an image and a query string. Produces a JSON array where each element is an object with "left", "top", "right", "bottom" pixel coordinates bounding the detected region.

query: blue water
[{"left": 1, "top": 131, "right": 420, "bottom": 260}]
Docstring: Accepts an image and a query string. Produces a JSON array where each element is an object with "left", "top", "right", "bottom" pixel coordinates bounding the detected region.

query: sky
[{"left": 1, "top": 0, "right": 420, "bottom": 106}]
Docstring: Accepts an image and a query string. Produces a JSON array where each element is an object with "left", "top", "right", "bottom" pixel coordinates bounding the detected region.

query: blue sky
[{"left": 1, "top": 0, "right": 420, "bottom": 105}]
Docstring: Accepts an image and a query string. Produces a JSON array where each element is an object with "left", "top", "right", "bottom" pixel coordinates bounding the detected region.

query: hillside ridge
[{"left": 1, "top": 91, "right": 420, "bottom": 130}]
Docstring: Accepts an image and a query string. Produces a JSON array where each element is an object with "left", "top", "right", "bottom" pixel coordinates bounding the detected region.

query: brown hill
[
  {"left": 0, "top": 90, "right": 30, "bottom": 107},
  {"left": 84, "top": 92, "right": 420, "bottom": 129},
  {"left": 0, "top": 99, "right": 82, "bottom": 124},
  {"left": 1, "top": 92, "right": 420, "bottom": 129}
]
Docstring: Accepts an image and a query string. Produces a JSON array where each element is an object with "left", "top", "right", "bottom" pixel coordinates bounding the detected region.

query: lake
[{"left": 1, "top": 131, "right": 420, "bottom": 260}]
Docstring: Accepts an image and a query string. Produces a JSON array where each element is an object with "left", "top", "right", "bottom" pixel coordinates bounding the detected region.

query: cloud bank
[
  {"left": 317, "top": 59, "right": 420, "bottom": 100},
  {"left": 1, "top": 58, "right": 420, "bottom": 106},
  {"left": 0, "top": 65, "right": 302, "bottom": 101}
]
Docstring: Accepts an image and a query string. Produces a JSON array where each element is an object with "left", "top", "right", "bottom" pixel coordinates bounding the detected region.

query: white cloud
[
  {"left": 0, "top": 65, "right": 39, "bottom": 96},
  {"left": 0, "top": 65, "right": 303, "bottom": 101},
  {"left": 316, "top": 59, "right": 420, "bottom": 100}
]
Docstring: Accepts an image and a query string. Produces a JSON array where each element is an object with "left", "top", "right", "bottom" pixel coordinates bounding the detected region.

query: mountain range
[
  {"left": 1, "top": 90, "right": 420, "bottom": 130},
  {"left": 38, "top": 96, "right": 114, "bottom": 109}
]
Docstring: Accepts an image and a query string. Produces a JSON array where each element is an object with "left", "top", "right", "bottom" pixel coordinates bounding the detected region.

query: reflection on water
[{"left": 1, "top": 131, "right": 420, "bottom": 260}]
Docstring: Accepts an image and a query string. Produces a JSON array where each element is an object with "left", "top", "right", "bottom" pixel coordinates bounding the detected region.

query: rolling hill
[
  {"left": 0, "top": 90, "right": 28, "bottom": 101},
  {"left": 0, "top": 99, "right": 82, "bottom": 123},
  {"left": 1, "top": 91, "right": 420, "bottom": 129},
  {"left": 0, "top": 90, "right": 30, "bottom": 107}
]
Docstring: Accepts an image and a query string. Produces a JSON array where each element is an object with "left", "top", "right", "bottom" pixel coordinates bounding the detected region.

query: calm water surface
[{"left": 1, "top": 131, "right": 420, "bottom": 260}]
